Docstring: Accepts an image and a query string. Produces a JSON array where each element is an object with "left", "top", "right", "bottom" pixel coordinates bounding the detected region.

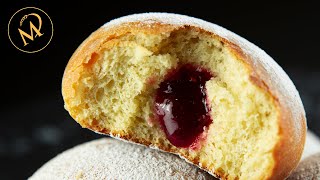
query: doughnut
[
  {"left": 29, "top": 138, "right": 215, "bottom": 179},
  {"left": 62, "top": 13, "right": 307, "bottom": 179},
  {"left": 287, "top": 152, "right": 320, "bottom": 179}
]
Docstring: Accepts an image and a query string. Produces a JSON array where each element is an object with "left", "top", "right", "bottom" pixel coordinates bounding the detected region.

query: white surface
[
  {"left": 29, "top": 138, "right": 214, "bottom": 180},
  {"left": 302, "top": 131, "right": 320, "bottom": 160},
  {"left": 29, "top": 130, "right": 319, "bottom": 179}
]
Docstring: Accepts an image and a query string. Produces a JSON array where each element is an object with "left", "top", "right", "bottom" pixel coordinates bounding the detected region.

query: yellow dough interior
[{"left": 66, "top": 27, "right": 279, "bottom": 180}]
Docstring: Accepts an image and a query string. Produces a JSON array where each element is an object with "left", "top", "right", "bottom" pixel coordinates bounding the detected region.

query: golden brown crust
[
  {"left": 62, "top": 23, "right": 177, "bottom": 111},
  {"left": 226, "top": 42, "right": 307, "bottom": 180},
  {"left": 62, "top": 15, "right": 306, "bottom": 180}
]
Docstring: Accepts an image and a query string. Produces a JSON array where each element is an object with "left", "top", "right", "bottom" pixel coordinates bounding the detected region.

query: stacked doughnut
[{"left": 34, "top": 13, "right": 315, "bottom": 179}]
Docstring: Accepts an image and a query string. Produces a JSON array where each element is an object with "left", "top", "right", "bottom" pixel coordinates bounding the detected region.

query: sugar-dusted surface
[
  {"left": 28, "top": 132, "right": 320, "bottom": 180},
  {"left": 29, "top": 138, "right": 215, "bottom": 180},
  {"left": 302, "top": 131, "right": 320, "bottom": 160},
  {"left": 288, "top": 152, "right": 320, "bottom": 180}
]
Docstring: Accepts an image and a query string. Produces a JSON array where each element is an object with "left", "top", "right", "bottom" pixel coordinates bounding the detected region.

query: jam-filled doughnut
[{"left": 62, "top": 13, "right": 307, "bottom": 180}]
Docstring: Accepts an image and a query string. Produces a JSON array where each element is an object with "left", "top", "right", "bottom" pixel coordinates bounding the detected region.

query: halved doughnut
[{"left": 62, "top": 13, "right": 306, "bottom": 180}]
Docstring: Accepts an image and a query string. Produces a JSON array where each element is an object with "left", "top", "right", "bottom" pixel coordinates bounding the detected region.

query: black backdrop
[{"left": 1, "top": 1, "right": 319, "bottom": 179}]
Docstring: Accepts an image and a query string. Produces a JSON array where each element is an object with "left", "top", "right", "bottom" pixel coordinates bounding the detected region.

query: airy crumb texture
[
  {"left": 287, "top": 153, "right": 320, "bottom": 180},
  {"left": 29, "top": 138, "right": 214, "bottom": 180},
  {"left": 62, "top": 13, "right": 306, "bottom": 180}
]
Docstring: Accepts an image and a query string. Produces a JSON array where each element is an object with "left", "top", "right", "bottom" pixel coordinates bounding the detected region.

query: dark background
[{"left": 1, "top": 1, "right": 319, "bottom": 179}]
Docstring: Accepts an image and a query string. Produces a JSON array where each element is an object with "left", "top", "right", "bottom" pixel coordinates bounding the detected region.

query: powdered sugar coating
[
  {"left": 302, "top": 131, "right": 320, "bottom": 160},
  {"left": 103, "top": 12, "right": 306, "bottom": 136},
  {"left": 288, "top": 152, "right": 320, "bottom": 179},
  {"left": 29, "top": 138, "right": 214, "bottom": 180},
  {"left": 29, "top": 132, "right": 319, "bottom": 180}
]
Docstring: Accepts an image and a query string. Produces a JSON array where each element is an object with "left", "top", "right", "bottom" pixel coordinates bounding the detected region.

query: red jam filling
[{"left": 155, "top": 64, "right": 213, "bottom": 148}]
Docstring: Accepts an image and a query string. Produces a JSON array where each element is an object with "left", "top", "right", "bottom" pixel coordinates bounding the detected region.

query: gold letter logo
[
  {"left": 8, "top": 7, "right": 53, "bottom": 53},
  {"left": 18, "top": 13, "right": 44, "bottom": 46}
]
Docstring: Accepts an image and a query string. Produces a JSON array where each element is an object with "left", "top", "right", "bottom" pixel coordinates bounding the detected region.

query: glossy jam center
[{"left": 155, "top": 64, "right": 213, "bottom": 148}]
